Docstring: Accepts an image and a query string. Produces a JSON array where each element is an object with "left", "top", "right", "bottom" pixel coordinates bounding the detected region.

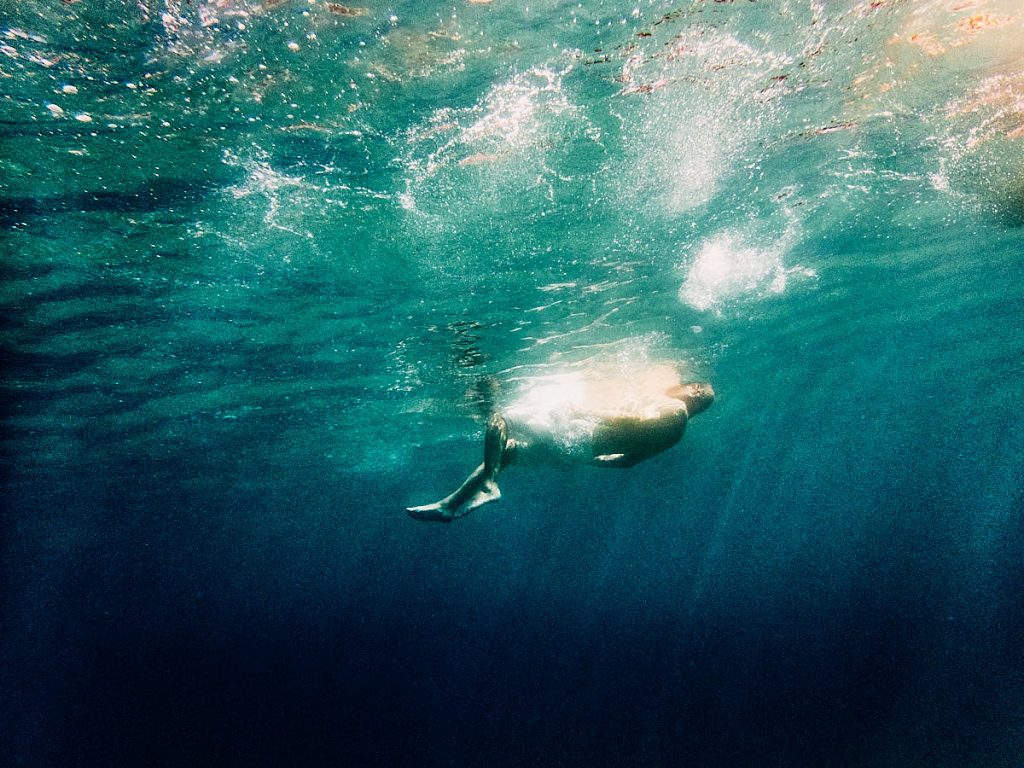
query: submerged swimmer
[{"left": 407, "top": 366, "right": 714, "bottom": 522}]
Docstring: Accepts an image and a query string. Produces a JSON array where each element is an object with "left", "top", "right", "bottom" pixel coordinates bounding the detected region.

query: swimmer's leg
[
  {"left": 407, "top": 463, "right": 487, "bottom": 522},
  {"left": 406, "top": 414, "right": 513, "bottom": 522},
  {"left": 465, "top": 413, "right": 509, "bottom": 511}
]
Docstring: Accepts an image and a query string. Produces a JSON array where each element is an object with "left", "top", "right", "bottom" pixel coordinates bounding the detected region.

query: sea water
[{"left": 2, "top": 1, "right": 1023, "bottom": 765}]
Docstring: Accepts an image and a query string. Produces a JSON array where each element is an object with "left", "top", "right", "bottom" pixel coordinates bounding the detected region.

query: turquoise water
[{"left": 3, "top": 1, "right": 1023, "bottom": 765}]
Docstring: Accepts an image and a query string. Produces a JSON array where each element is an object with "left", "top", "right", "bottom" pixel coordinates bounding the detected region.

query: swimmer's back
[{"left": 503, "top": 365, "right": 688, "bottom": 465}]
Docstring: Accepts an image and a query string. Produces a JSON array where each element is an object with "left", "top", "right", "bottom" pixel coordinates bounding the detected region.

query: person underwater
[{"left": 407, "top": 365, "right": 714, "bottom": 522}]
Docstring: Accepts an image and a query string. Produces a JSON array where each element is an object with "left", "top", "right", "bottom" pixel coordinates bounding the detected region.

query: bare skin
[{"left": 406, "top": 381, "right": 714, "bottom": 522}]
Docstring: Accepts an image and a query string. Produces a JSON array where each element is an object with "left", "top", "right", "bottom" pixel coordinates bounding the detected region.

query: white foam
[
  {"left": 659, "top": 111, "right": 734, "bottom": 214},
  {"left": 613, "top": 30, "right": 790, "bottom": 216},
  {"left": 224, "top": 148, "right": 304, "bottom": 200},
  {"left": 463, "top": 66, "right": 575, "bottom": 150},
  {"left": 398, "top": 63, "right": 592, "bottom": 217},
  {"left": 679, "top": 221, "right": 814, "bottom": 312},
  {"left": 219, "top": 148, "right": 316, "bottom": 243}
]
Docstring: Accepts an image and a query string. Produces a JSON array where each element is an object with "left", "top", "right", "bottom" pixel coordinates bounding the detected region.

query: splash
[
  {"left": 398, "top": 63, "right": 596, "bottom": 217},
  {"left": 224, "top": 148, "right": 303, "bottom": 199},
  {"left": 462, "top": 66, "right": 577, "bottom": 151},
  {"left": 679, "top": 219, "right": 814, "bottom": 312},
  {"left": 612, "top": 28, "right": 792, "bottom": 216},
  {"left": 657, "top": 109, "right": 735, "bottom": 214},
  {"left": 150, "top": 0, "right": 254, "bottom": 63},
  {"left": 220, "top": 147, "right": 316, "bottom": 244}
]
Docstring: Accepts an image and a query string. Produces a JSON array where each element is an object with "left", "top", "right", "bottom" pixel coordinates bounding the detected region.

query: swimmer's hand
[{"left": 592, "top": 453, "right": 639, "bottom": 468}]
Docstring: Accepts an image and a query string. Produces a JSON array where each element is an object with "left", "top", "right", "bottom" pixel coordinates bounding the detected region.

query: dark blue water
[{"left": 3, "top": 1, "right": 1024, "bottom": 765}]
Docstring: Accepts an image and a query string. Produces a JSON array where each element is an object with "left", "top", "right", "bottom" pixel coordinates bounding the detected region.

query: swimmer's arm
[{"left": 591, "top": 411, "right": 687, "bottom": 467}]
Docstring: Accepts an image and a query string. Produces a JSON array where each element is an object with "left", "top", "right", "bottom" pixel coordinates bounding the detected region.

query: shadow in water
[{"left": 0, "top": 177, "right": 215, "bottom": 228}]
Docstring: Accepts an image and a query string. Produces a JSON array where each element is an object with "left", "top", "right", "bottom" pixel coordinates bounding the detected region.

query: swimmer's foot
[
  {"left": 467, "top": 479, "right": 501, "bottom": 511},
  {"left": 406, "top": 502, "right": 456, "bottom": 523}
]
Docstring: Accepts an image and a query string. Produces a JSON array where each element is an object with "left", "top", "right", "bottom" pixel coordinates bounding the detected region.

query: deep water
[{"left": 2, "top": 1, "right": 1024, "bottom": 766}]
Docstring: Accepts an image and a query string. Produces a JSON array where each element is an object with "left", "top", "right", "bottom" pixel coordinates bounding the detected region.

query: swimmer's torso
[{"left": 502, "top": 366, "right": 689, "bottom": 467}]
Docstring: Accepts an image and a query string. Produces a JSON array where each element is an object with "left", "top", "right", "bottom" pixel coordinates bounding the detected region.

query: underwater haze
[{"left": 2, "top": 0, "right": 1024, "bottom": 765}]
